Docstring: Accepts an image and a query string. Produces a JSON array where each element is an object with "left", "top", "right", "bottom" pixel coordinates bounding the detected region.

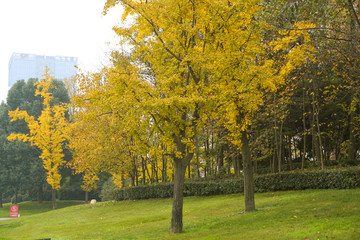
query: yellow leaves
[
  {"left": 7, "top": 69, "right": 69, "bottom": 191},
  {"left": 112, "top": 172, "right": 124, "bottom": 189},
  {"left": 81, "top": 171, "right": 99, "bottom": 192},
  {"left": 7, "top": 133, "right": 31, "bottom": 143},
  {"left": 72, "top": 0, "right": 320, "bottom": 184},
  {"left": 271, "top": 22, "right": 316, "bottom": 79}
]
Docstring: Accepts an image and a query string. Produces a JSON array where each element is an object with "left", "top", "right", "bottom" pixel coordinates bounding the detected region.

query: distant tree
[
  {"left": 7, "top": 69, "right": 69, "bottom": 210},
  {"left": 0, "top": 76, "right": 70, "bottom": 204}
]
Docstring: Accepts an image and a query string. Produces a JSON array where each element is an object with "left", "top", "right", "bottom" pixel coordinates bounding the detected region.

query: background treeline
[{"left": 0, "top": 0, "right": 360, "bottom": 205}]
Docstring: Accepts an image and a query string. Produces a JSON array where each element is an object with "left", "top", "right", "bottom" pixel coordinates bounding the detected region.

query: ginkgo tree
[
  {"left": 7, "top": 68, "right": 69, "bottom": 210},
  {"left": 102, "top": 0, "right": 315, "bottom": 234}
]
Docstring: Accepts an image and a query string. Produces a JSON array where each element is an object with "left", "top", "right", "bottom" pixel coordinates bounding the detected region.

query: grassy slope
[{"left": 0, "top": 189, "right": 359, "bottom": 240}]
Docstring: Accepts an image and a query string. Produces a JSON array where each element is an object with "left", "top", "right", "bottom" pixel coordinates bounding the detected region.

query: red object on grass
[{"left": 10, "top": 205, "right": 19, "bottom": 218}]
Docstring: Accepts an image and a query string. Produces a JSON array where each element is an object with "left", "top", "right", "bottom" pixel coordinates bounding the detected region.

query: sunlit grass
[{"left": 0, "top": 189, "right": 359, "bottom": 239}]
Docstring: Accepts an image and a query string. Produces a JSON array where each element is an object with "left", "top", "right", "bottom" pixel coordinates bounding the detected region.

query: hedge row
[{"left": 113, "top": 167, "right": 360, "bottom": 201}]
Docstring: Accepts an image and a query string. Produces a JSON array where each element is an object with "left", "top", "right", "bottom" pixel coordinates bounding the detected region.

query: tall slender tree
[{"left": 7, "top": 68, "right": 69, "bottom": 210}]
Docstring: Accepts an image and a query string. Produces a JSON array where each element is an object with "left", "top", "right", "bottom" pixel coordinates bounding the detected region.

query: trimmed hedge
[{"left": 113, "top": 167, "right": 360, "bottom": 201}]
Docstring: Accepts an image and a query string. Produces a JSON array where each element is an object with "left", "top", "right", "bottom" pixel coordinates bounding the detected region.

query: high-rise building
[{"left": 8, "top": 53, "right": 78, "bottom": 87}]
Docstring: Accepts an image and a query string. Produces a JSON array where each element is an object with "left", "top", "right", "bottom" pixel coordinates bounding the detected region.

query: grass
[{"left": 0, "top": 189, "right": 359, "bottom": 240}]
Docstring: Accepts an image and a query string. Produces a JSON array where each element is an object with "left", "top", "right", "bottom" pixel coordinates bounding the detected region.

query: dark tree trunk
[
  {"left": 195, "top": 135, "right": 201, "bottom": 178},
  {"left": 349, "top": 110, "right": 357, "bottom": 161},
  {"left": 253, "top": 158, "right": 257, "bottom": 175},
  {"left": 288, "top": 136, "right": 293, "bottom": 171},
  {"left": 218, "top": 145, "right": 224, "bottom": 174},
  {"left": 170, "top": 159, "right": 187, "bottom": 234},
  {"left": 241, "top": 131, "right": 255, "bottom": 213},
  {"left": 278, "top": 121, "right": 284, "bottom": 172},
  {"left": 133, "top": 156, "right": 138, "bottom": 186},
  {"left": 141, "top": 157, "right": 146, "bottom": 184},
  {"left": 162, "top": 155, "right": 167, "bottom": 182},
  {"left": 310, "top": 109, "right": 321, "bottom": 167},
  {"left": 271, "top": 151, "right": 277, "bottom": 174},
  {"left": 188, "top": 163, "right": 191, "bottom": 179},
  {"left": 311, "top": 78, "right": 323, "bottom": 169},
  {"left": 52, "top": 189, "right": 57, "bottom": 210},
  {"left": 154, "top": 161, "right": 159, "bottom": 183},
  {"left": 38, "top": 185, "right": 43, "bottom": 204},
  {"left": 14, "top": 189, "right": 18, "bottom": 204},
  {"left": 232, "top": 154, "right": 240, "bottom": 177},
  {"left": 85, "top": 191, "right": 89, "bottom": 204},
  {"left": 0, "top": 191, "right": 3, "bottom": 208},
  {"left": 302, "top": 81, "right": 307, "bottom": 171},
  {"left": 205, "top": 138, "right": 210, "bottom": 177}
]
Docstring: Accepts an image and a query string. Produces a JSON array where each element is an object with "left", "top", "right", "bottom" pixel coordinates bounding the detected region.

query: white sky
[{"left": 0, "top": 0, "right": 123, "bottom": 102}]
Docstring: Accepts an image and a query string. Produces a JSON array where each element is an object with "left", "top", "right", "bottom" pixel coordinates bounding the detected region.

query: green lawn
[{"left": 0, "top": 189, "right": 359, "bottom": 240}]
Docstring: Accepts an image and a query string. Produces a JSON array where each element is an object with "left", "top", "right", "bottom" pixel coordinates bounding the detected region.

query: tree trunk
[
  {"left": 288, "top": 136, "right": 293, "bottom": 171},
  {"left": 0, "top": 191, "right": 3, "bottom": 208},
  {"left": 218, "top": 144, "right": 225, "bottom": 174},
  {"left": 349, "top": 110, "right": 357, "bottom": 161},
  {"left": 170, "top": 159, "right": 187, "bottom": 234},
  {"left": 312, "top": 78, "right": 323, "bottom": 169},
  {"left": 271, "top": 151, "right": 276, "bottom": 174},
  {"left": 38, "top": 185, "right": 43, "bottom": 204},
  {"left": 310, "top": 106, "right": 321, "bottom": 167},
  {"left": 274, "top": 117, "right": 279, "bottom": 172},
  {"left": 52, "top": 189, "right": 57, "bottom": 210},
  {"left": 233, "top": 154, "right": 241, "bottom": 177},
  {"left": 162, "top": 154, "right": 167, "bottom": 182},
  {"left": 188, "top": 163, "right": 191, "bottom": 179},
  {"left": 196, "top": 144, "right": 201, "bottom": 178},
  {"left": 85, "top": 191, "right": 89, "bottom": 204},
  {"left": 315, "top": 103, "right": 324, "bottom": 169},
  {"left": 133, "top": 156, "right": 138, "bottom": 186},
  {"left": 278, "top": 121, "right": 284, "bottom": 172},
  {"left": 253, "top": 158, "right": 257, "bottom": 175},
  {"left": 241, "top": 131, "right": 255, "bottom": 213},
  {"left": 302, "top": 82, "right": 307, "bottom": 171},
  {"left": 14, "top": 189, "right": 18, "bottom": 204},
  {"left": 141, "top": 157, "right": 146, "bottom": 184}
]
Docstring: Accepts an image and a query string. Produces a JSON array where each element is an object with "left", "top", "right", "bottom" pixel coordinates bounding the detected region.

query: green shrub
[
  {"left": 113, "top": 167, "right": 360, "bottom": 201},
  {"left": 100, "top": 177, "right": 119, "bottom": 201},
  {"left": 254, "top": 168, "right": 360, "bottom": 192}
]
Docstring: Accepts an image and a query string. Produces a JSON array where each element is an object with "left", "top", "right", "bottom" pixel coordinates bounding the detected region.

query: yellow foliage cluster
[
  {"left": 7, "top": 68, "right": 68, "bottom": 190},
  {"left": 68, "top": 0, "right": 316, "bottom": 188}
]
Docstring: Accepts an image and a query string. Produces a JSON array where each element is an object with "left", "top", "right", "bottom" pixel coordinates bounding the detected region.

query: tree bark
[
  {"left": 141, "top": 157, "right": 146, "bottom": 184},
  {"left": 170, "top": 159, "right": 187, "bottom": 234},
  {"left": 241, "top": 131, "right": 255, "bottom": 213},
  {"left": 85, "top": 191, "right": 89, "bottom": 204},
  {"left": 312, "top": 78, "right": 324, "bottom": 169},
  {"left": 271, "top": 151, "right": 276, "bottom": 174},
  {"left": 233, "top": 154, "right": 241, "bottom": 177},
  {"left": 38, "top": 185, "right": 43, "bottom": 204},
  {"left": 162, "top": 154, "right": 167, "bottom": 182},
  {"left": 348, "top": 110, "right": 357, "bottom": 161},
  {"left": 14, "top": 189, "right": 18, "bottom": 204},
  {"left": 278, "top": 121, "right": 284, "bottom": 172},
  {"left": 195, "top": 138, "right": 201, "bottom": 178},
  {"left": 52, "top": 189, "right": 57, "bottom": 210},
  {"left": 302, "top": 82, "right": 307, "bottom": 171},
  {"left": 0, "top": 191, "right": 3, "bottom": 208},
  {"left": 170, "top": 109, "right": 195, "bottom": 234},
  {"left": 288, "top": 136, "right": 293, "bottom": 171},
  {"left": 315, "top": 103, "right": 324, "bottom": 169}
]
